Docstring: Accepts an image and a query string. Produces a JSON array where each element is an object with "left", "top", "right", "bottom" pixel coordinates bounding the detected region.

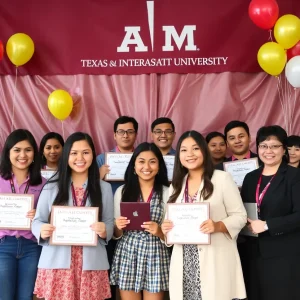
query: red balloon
[
  {"left": 0, "top": 41, "right": 3, "bottom": 61},
  {"left": 287, "top": 41, "right": 300, "bottom": 61},
  {"left": 248, "top": 0, "right": 279, "bottom": 30}
]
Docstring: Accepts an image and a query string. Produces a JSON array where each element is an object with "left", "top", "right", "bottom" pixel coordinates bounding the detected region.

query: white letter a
[{"left": 117, "top": 27, "right": 148, "bottom": 52}]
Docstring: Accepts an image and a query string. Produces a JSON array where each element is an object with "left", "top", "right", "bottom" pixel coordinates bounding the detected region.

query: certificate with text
[
  {"left": 41, "top": 169, "right": 56, "bottom": 180},
  {"left": 105, "top": 152, "right": 132, "bottom": 181},
  {"left": 223, "top": 158, "right": 259, "bottom": 187},
  {"left": 50, "top": 206, "right": 99, "bottom": 246},
  {"left": 163, "top": 155, "right": 175, "bottom": 182},
  {"left": 166, "top": 203, "right": 210, "bottom": 244},
  {"left": 0, "top": 193, "right": 34, "bottom": 230}
]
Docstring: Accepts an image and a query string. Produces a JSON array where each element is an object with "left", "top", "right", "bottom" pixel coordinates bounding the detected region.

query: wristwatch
[{"left": 264, "top": 222, "right": 268, "bottom": 231}]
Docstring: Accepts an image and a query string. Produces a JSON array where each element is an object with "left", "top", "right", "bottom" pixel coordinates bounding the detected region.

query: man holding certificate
[
  {"left": 32, "top": 132, "right": 114, "bottom": 300},
  {"left": 162, "top": 131, "right": 247, "bottom": 300},
  {"left": 216, "top": 120, "right": 258, "bottom": 171},
  {"left": 96, "top": 116, "right": 138, "bottom": 193}
]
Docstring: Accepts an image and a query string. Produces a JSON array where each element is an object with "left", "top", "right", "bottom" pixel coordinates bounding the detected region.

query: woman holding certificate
[
  {"left": 110, "top": 142, "right": 170, "bottom": 300},
  {"left": 161, "top": 130, "right": 247, "bottom": 300},
  {"left": 0, "top": 129, "right": 46, "bottom": 300},
  {"left": 39, "top": 132, "right": 64, "bottom": 170},
  {"left": 240, "top": 126, "right": 300, "bottom": 300},
  {"left": 32, "top": 132, "right": 114, "bottom": 300}
]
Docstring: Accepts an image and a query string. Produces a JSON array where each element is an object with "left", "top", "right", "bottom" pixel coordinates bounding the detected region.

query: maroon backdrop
[{"left": 0, "top": 0, "right": 299, "bottom": 75}]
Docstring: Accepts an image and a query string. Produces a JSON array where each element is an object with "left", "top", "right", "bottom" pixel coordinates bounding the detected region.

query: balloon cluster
[
  {"left": 1, "top": 33, "right": 73, "bottom": 120},
  {"left": 249, "top": 0, "right": 300, "bottom": 87}
]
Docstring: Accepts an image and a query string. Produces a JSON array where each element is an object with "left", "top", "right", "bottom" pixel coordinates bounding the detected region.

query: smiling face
[
  {"left": 258, "top": 136, "right": 285, "bottom": 168},
  {"left": 226, "top": 127, "right": 251, "bottom": 157},
  {"left": 151, "top": 123, "right": 175, "bottom": 153},
  {"left": 179, "top": 137, "right": 204, "bottom": 171},
  {"left": 9, "top": 140, "right": 34, "bottom": 173},
  {"left": 43, "top": 138, "right": 63, "bottom": 167},
  {"left": 68, "top": 140, "right": 93, "bottom": 176},
  {"left": 134, "top": 150, "right": 159, "bottom": 183}
]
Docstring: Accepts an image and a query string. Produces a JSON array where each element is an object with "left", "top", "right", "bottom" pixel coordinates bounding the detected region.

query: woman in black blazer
[{"left": 240, "top": 125, "right": 300, "bottom": 300}]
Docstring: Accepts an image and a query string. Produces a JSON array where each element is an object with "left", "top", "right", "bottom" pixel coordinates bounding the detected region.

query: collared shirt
[
  {"left": 167, "top": 148, "right": 176, "bottom": 155},
  {"left": 0, "top": 174, "right": 47, "bottom": 240},
  {"left": 232, "top": 150, "right": 251, "bottom": 161}
]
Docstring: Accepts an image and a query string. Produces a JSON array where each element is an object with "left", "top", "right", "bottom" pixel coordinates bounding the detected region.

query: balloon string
[
  {"left": 268, "top": 30, "right": 273, "bottom": 41},
  {"left": 277, "top": 76, "right": 288, "bottom": 134},
  {"left": 10, "top": 67, "right": 18, "bottom": 132},
  {"left": 61, "top": 120, "right": 65, "bottom": 140},
  {"left": 291, "top": 88, "right": 297, "bottom": 133}
]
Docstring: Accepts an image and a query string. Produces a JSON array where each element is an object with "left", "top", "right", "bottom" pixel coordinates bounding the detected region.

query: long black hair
[
  {"left": 39, "top": 132, "right": 64, "bottom": 168},
  {"left": 121, "top": 142, "right": 169, "bottom": 203},
  {"left": 51, "top": 132, "right": 102, "bottom": 220},
  {"left": 0, "top": 129, "right": 42, "bottom": 185},
  {"left": 169, "top": 130, "right": 214, "bottom": 203}
]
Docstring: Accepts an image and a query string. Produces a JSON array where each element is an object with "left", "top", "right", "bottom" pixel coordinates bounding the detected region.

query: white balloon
[{"left": 285, "top": 55, "right": 300, "bottom": 88}]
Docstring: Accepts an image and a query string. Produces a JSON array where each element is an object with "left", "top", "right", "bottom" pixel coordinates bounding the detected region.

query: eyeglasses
[
  {"left": 116, "top": 129, "right": 136, "bottom": 136},
  {"left": 153, "top": 129, "right": 174, "bottom": 136},
  {"left": 258, "top": 144, "right": 283, "bottom": 150}
]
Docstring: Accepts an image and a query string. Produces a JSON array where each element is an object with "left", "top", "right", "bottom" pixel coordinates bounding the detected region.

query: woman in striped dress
[{"left": 110, "top": 142, "right": 170, "bottom": 300}]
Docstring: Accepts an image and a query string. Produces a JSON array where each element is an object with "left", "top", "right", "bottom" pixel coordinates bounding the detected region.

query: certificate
[
  {"left": 163, "top": 155, "right": 175, "bottom": 182},
  {"left": 0, "top": 193, "right": 34, "bottom": 230},
  {"left": 41, "top": 169, "right": 56, "bottom": 180},
  {"left": 50, "top": 206, "right": 99, "bottom": 246},
  {"left": 166, "top": 203, "right": 210, "bottom": 244},
  {"left": 105, "top": 152, "right": 132, "bottom": 181},
  {"left": 223, "top": 158, "right": 259, "bottom": 187}
]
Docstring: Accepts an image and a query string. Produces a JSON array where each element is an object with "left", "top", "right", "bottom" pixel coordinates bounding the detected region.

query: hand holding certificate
[
  {"left": 50, "top": 206, "right": 99, "bottom": 246},
  {"left": 0, "top": 193, "right": 34, "bottom": 230},
  {"left": 105, "top": 153, "right": 133, "bottom": 181},
  {"left": 165, "top": 203, "right": 210, "bottom": 244},
  {"left": 223, "top": 158, "right": 259, "bottom": 187}
]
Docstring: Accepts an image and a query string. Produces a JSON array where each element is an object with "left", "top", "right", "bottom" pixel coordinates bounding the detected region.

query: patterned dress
[
  {"left": 182, "top": 190, "right": 243, "bottom": 300},
  {"left": 182, "top": 192, "right": 202, "bottom": 300},
  {"left": 110, "top": 192, "right": 170, "bottom": 293},
  {"left": 34, "top": 187, "right": 111, "bottom": 300}
]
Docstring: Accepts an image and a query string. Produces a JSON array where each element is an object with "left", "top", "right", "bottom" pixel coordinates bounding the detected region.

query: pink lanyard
[
  {"left": 184, "top": 178, "right": 195, "bottom": 203},
  {"left": 71, "top": 183, "right": 88, "bottom": 207},
  {"left": 10, "top": 179, "right": 29, "bottom": 194},
  {"left": 255, "top": 173, "right": 275, "bottom": 213}
]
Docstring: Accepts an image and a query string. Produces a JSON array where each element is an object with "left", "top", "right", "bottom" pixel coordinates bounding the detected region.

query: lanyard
[
  {"left": 139, "top": 188, "right": 154, "bottom": 203},
  {"left": 10, "top": 179, "right": 30, "bottom": 194},
  {"left": 71, "top": 183, "right": 88, "bottom": 207},
  {"left": 184, "top": 178, "right": 195, "bottom": 203},
  {"left": 255, "top": 173, "right": 275, "bottom": 214}
]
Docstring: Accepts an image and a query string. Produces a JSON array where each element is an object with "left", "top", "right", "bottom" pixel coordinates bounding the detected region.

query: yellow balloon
[
  {"left": 274, "top": 15, "right": 300, "bottom": 49},
  {"left": 6, "top": 33, "right": 35, "bottom": 66},
  {"left": 48, "top": 90, "right": 73, "bottom": 121},
  {"left": 257, "top": 42, "right": 287, "bottom": 76}
]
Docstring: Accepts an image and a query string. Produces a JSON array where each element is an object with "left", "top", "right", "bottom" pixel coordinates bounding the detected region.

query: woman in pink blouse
[{"left": 0, "top": 129, "right": 46, "bottom": 300}]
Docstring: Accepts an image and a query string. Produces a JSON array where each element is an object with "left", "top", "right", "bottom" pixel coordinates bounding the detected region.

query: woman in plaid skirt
[{"left": 110, "top": 142, "right": 170, "bottom": 300}]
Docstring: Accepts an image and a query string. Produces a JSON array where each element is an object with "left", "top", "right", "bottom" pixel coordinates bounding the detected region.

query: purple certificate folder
[{"left": 120, "top": 202, "right": 151, "bottom": 231}]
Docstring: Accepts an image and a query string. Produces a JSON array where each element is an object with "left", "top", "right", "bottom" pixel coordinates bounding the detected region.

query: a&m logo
[{"left": 117, "top": 1, "right": 197, "bottom": 52}]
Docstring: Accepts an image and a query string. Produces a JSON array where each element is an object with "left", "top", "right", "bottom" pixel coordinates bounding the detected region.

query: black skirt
[{"left": 239, "top": 239, "right": 300, "bottom": 300}]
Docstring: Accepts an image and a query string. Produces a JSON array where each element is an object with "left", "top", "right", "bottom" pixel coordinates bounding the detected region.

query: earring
[{"left": 134, "top": 170, "right": 136, "bottom": 175}]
